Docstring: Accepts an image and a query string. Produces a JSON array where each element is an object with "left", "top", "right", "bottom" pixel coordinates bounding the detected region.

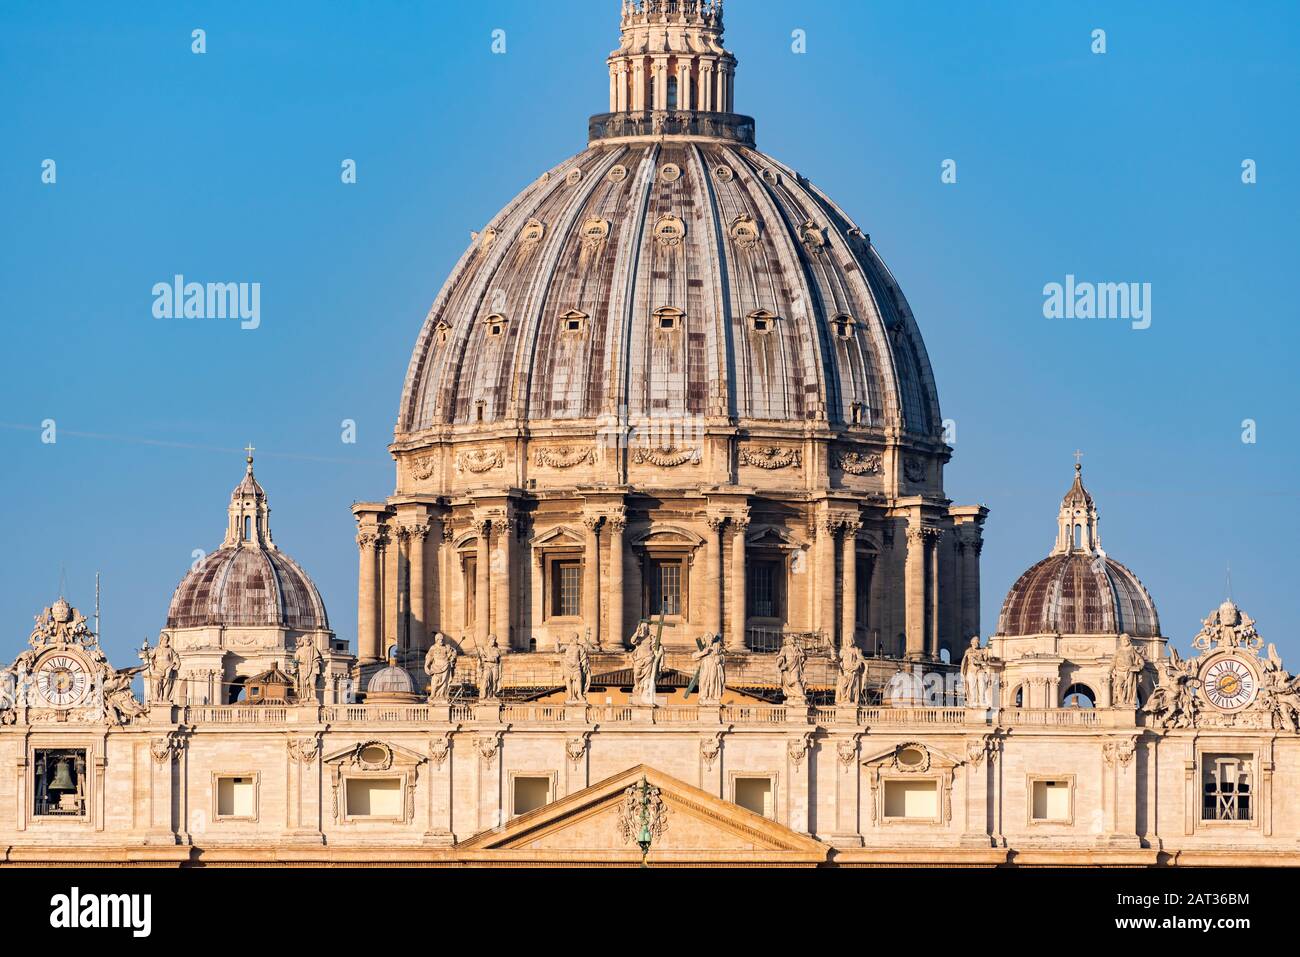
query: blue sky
[{"left": 1, "top": 0, "right": 1297, "bottom": 667}]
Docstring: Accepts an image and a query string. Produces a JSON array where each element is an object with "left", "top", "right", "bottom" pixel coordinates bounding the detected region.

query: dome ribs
[
  {"left": 997, "top": 555, "right": 1161, "bottom": 638},
  {"left": 395, "top": 140, "right": 943, "bottom": 450},
  {"left": 509, "top": 147, "right": 629, "bottom": 423},
  {"left": 400, "top": 153, "right": 572, "bottom": 432},
  {"left": 727, "top": 146, "right": 828, "bottom": 423}
]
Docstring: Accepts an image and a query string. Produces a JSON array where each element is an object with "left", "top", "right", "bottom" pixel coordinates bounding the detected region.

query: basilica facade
[{"left": 1, "top": 0, "right": 1296, "bottom": 866}]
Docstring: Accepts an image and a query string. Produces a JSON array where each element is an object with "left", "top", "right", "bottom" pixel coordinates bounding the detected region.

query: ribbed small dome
[
  {"left": 997, "top": 553, "right": 1160, "bottom": 638},
  {"left": 166, "top": 546, "right": 328, "bottom": 631},
  {"left": 165, "top": 454, "right": 329, "bottom": 632},
  {"left": 366, "top": 663, "right": 417, "bottom": 695}
]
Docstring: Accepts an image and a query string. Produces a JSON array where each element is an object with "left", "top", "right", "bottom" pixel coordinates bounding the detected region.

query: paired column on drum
[
  {"left": 840, "top": 520, "right": 863, "bottom": 650},
  {"left": 582, "top": 513, "right": 603, "bottom": 649},
  {"left": 605, "top": 509, "right": 627, "bottom": 650},
  {"left": 352, "top": 504, "right": 391, "bottom": 664},
  {"left": 904, "top": 520, "right": 944, "bottom": 659},
  {"left": 706, "top": 515, "right": 726, "bottom": 639},
  {"left": 395, "top": 515, "right": 431, "bottom": 654},
  {"left": 470, "top": 513, "right": 492, "bottom": 648},
  {"left": 727, "top": 508, "right": 750, "bottom": 652}
]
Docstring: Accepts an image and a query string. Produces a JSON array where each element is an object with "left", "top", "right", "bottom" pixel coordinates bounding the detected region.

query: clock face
[
  {"left": 1201, "top": 655, "right": 1258, "bottom": 713},
  {"left": 35, "top": 655, "right": 90, "bottom": 708}
]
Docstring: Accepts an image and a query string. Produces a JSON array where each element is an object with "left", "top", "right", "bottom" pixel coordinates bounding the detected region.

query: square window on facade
[
  {"left": 345, "top": 777, "right": 403, "bottom": 818},
  {"left": 513, "top": 776, "right": 552, "bottom": 816},
  {"left": 1031, "top": 779, "right": 1071, "bottom": 822},
  {"left": 734, "top": 777, "right": 774, "bottom": 818},
  {"left": 883, "top": 779, "right": 938, "bottom": 820},
  {"left": 216, "top": 776, "right": 256, "bottom": 818}
]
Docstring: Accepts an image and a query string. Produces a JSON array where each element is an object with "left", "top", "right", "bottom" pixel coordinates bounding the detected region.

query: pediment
[
  {"left": 530, "top": 525, "right": 585, "bottom": 549},
  {"left": 861, "top": 741, "right": 965, "bottom": 772},
  {"left": 323, "top": 739, "right": 426, "bottom": 770},
  {"left": 632, "top": 526, "right": 703, "bottom": 549},
  {"left": 456, "top": 764, "right": 827, "bottom": 865}
]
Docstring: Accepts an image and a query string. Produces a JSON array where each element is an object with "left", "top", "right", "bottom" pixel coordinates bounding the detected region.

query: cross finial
[
  {"left": 1072, "top": 449, "right": 1084, "bottom": 472},
  {"left": 244, "top": 442, "right": 256, "bottom": 473}
]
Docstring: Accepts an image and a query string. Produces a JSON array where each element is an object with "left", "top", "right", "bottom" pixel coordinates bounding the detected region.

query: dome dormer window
[
  {"left": 560, "top": 309, "right": 588, "bottom": 334},
  {"left": 748, "top": 310, "right": 777, "bottom": 333},
  {"left": 654, "top": 306, "right": 684, "bottom": 331},
  {"left": 484, "top": 314, "right": 508, "bottom": 337},
  {"left": 832, "top": 315, "right": 855, "bottom": 339}
]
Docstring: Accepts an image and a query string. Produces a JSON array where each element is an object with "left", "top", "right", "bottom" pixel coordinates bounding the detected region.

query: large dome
[
  {"left": 351, "top": 0, "right": 986, "bottom": 671},
  {"left": 396, "top": 124, "right": 940, "bottom": 440},
  {"left": 165, "top": 456, "right": 329, "bottom": 632},
  {"left": 995, "top": 464, "right": 1160, "bottom": 638}
]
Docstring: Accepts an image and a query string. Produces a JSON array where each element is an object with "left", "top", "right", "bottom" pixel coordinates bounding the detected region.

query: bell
[{"left": 47, "top": 758, "right": 76, "bottom": 793}]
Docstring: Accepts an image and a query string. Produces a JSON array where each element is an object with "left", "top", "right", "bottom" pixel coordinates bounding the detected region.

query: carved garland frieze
[
  {"left": 632, "top": 446, "right": 701, "bottom": 467},
  {"left": 834, "top": 450, "right": 883, "bottom": 475},
  {"left": 738, "top": 445, "right": 801, "bottom": 470},
  {"left": 533, "top": 445, "right": 597, "bottom": 469},
  {"left": 454, "top": 448, "right": 505, "bottom": 474}
]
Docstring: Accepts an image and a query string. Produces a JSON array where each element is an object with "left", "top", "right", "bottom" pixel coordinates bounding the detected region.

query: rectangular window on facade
[
  {"left": 463, "top": 556, "right": 477, "bottom": 627},
  {"left": 1202, "top": 754, "right": 1253, "bottom": 822},
  {"left": 1031, "top": 779, "right": 1072, "bottom": 822},
  {"left": 747, "top": 559, "right": 781, "bottom": 618},
  {"left": 855, "top": 554, "right": 873, "bottom": 627},
  {"left": 733, "top": 776, "right": 774, "bottom": 818},
  {"left": 883, "top": 779, "right": 939, "bottom": 820},
  {"left": 648, "top": 559, "right": 683, "bottom": 616},
  {"left": 512, "top": 776, "right": 553, "bottom": 816},
  {"left": 33, "top": 748, "right": 87, "bottom": 818},
  {"left": 216, "top": 776, "right": 256, "bottom": 819},
  {"left": 550, "top": 559, "right": 582, "bottom": 618},
  {"left": 345, "top": 777, "right": 403, "bottom": 819}
]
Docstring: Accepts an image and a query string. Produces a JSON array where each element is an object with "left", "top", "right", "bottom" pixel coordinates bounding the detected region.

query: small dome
[
  {"left": 165, "top": 453, "right": 329, "bottom": 632},
  {"left": 166, "top": 547, "right": 328, "bottom": 631},
  {"left": 997, "top": 461, "right": 1160, "bottom": 638},
  {"left": 997, "top": 553, "right": 1160, "bottom": 637},
  {"left": 366, "top": 663, "right": 417, "bottom": 696}
]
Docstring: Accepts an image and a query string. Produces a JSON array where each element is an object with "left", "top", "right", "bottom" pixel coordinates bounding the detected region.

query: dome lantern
[
  {"left": 224, "top": 444, "right": 273, "bottom": 549},
  {"left": 608, "top": 0, "right": 735, "bottom": 114},
  {"left": 1052, "top": 459, "right": 1100, "bottom": 556}
]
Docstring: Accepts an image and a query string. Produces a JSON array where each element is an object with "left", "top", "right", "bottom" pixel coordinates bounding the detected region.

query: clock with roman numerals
[
  {"left": 35, "top": 654, "right": 91, "bottom": 708},
  {"left": 1200, "top": 654, "right": 1259, "bottom": 713}
]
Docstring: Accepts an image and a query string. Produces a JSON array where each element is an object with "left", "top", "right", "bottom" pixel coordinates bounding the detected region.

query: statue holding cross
[{"left": 631, "top": 616, "right": 666, "bottom": 706}]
